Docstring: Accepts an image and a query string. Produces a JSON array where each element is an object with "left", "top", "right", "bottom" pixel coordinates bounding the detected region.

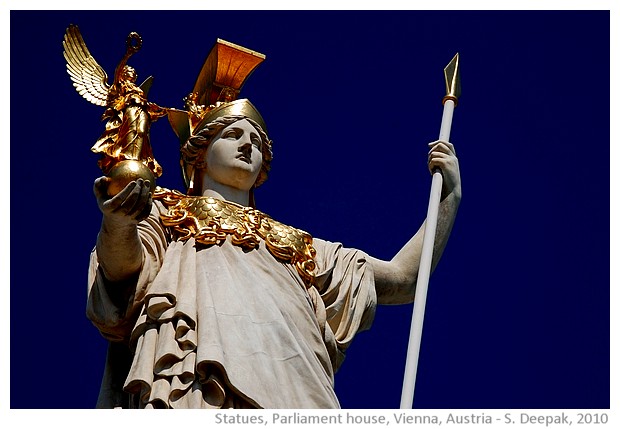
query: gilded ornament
[
  {"left": 63, "top": 24, "right": 168, "bottom": 195},
  {"left": 442, "top": 53, "right": 461, "bottom": 106},
  {"left": 106, "top": 160, "right": 157, "bottom": 197},
  {"left": 154, "top": 187, "right": 317, "bottom": 286}
]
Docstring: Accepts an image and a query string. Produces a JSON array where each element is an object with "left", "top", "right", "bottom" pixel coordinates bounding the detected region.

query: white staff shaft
[{"left": 400, "top": 99, "right": 455, "bottom": 409}]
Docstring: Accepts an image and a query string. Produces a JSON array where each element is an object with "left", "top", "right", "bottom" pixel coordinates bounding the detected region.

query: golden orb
[{"left": 106, "top": 160, "right": 156, "bottom": 197}]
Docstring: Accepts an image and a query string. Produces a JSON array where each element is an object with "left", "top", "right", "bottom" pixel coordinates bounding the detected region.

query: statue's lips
[{"left": 236, "top": 154, "right": 252, "bottom": 164}]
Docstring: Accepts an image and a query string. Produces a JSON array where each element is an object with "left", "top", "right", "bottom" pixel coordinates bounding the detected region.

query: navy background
[{"left": 10, "top": 10, "right": 610, "bottom": 409}]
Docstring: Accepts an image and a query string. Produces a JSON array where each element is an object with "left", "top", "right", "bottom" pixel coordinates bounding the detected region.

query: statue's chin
[{"left": 107, "top": 160, "right": 156, "bottom": 196}]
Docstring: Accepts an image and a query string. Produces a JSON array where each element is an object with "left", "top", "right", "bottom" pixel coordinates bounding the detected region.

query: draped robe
[{"left": 87, "top": 201, "right": 377, "bottom": 408}]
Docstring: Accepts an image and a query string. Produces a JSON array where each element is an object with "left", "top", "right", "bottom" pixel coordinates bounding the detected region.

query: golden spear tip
[{"left": 443, "top": 52, "right": 461, "bottom": 105}]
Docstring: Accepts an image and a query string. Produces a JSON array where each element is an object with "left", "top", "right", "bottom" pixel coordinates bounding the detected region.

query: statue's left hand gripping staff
[{"left": 63, "top": 24, "right": 169, "bottom": 196}]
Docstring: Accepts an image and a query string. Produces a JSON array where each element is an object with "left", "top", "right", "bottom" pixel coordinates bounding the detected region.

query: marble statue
[{"left": 75, "top": 34, "right": 461, "bottom": 409}]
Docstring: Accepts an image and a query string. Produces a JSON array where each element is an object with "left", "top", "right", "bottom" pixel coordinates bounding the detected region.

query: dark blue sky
[{"left": 10, "top": 10, "right": 610, "bottom": 409}]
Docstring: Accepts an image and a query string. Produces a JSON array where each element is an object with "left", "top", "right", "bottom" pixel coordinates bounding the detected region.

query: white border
[{"left": 2, "top": 1, "right": 615, "bottom": 425}]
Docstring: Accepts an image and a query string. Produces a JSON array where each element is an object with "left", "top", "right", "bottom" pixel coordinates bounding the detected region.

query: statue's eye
[{"left": 222, "top": 130, "right": 237, "bottom": 139}]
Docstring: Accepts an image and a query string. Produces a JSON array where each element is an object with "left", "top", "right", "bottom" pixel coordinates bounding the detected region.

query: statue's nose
[{"left": 239, "top": 141, "right": 252, "bottom": 156}]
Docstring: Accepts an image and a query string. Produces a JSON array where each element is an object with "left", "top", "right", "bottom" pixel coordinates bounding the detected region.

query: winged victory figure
[{"left": 63, "top": 24, "right": 167, "bottom": 187}]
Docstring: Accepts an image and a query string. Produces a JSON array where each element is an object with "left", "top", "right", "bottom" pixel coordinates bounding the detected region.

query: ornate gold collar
[{"left": 153, "top": 188, "right": 316, "bottom": 287}]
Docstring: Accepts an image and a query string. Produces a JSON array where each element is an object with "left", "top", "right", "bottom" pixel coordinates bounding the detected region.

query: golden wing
[{"left": 63, "top": 24, "right": 110, "bottom": 107}]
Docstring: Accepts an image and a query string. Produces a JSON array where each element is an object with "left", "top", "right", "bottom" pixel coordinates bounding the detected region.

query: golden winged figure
[{"left": 63, "top": 24, "right": 167, "bottom": 192}]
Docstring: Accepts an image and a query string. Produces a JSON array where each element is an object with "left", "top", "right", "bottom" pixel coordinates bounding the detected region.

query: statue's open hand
[
  {"left": 428, "top": 140, "right": 461, "bottom": 200},
  {"left": 94, "top": 176, "right": 153, "bottom": 225}
]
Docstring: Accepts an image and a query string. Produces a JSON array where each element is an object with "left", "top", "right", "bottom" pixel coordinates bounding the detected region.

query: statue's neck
[{"left": 196, "top": 171, "right": 253, "bottom": 207}]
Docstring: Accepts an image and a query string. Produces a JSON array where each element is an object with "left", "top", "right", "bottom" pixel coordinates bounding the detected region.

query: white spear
[{"left": 400, "top": 53, "right": 461, "bottom": 409}]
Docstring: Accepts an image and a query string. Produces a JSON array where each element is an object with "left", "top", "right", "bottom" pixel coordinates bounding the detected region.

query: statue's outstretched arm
[
  {"left": 94, "top": 177, "right": 153, "bottom": 282},
  {"left": 368, "top": 140, "right": 461, "bottom": 305}
]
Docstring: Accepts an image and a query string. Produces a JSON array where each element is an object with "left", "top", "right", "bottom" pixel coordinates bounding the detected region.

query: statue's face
[
  {"left": 203, "top": 119, "right": 263, "bottom": 191},
  {"left": 122, "top": 66, "right": 137, "bottom": 83}
]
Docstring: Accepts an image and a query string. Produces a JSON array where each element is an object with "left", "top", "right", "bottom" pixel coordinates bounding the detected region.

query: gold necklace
[{"left": 153, "top": 187, "right": 317, "bottom": 287}]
